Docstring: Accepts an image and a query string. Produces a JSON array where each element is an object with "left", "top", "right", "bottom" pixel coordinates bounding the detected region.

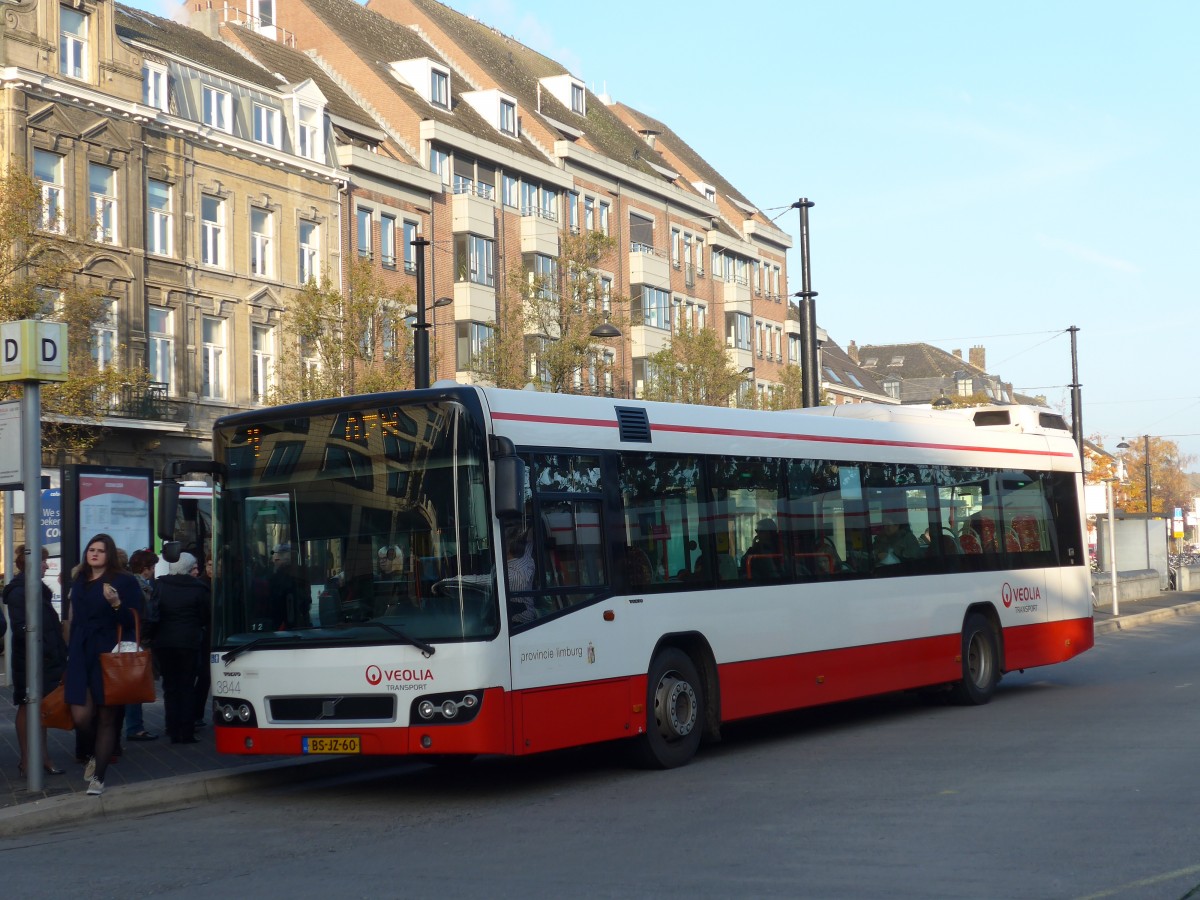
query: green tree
[
  {"left": 472, "top": 231, "right": 619, "bottom": 393},
  {"left": 270, "top": 255, "right": 415, "bottom": 403},
  {"left": 0, "top": 161, "right": 148, "bottom": 453},
  {"left": 642, "top": 324, "right": 744, "bottom": 406}
]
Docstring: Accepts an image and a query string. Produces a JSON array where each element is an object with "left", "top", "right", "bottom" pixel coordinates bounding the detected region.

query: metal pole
[
  {"left": 794, "top": 198, "right": 819, "bottom": 408},
  {"left": 3, "top": 491, "right": 12, "bottom": 586},
  {"left": 1068, "top": 326, "right": 1083, "bottom": 471},
  {"left": 1144, "top": 434, "right": 1152, "bottom": 570},
  {"left": 1107, "top": 479, "right": 1119, "bottom": 616},
  {"left": 412, "top": 237, "right": 430, "bottom": 389},
  {"left": 22, "top": 382, "right": 43, "bottom": 792}
]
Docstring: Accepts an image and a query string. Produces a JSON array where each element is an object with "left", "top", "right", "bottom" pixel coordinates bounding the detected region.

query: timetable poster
[{"left": 77, "top": 471, "right": 153, "bottom": 561}]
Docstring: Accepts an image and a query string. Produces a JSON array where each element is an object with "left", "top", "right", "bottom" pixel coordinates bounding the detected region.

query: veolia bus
[{"left": 157, "top": 386, "right": 1092, "bottom": 768}]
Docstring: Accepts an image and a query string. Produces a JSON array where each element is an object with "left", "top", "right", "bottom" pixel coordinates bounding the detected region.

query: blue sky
[{"left": 135, "top": 0, "right": 1200, "bottom": 464}]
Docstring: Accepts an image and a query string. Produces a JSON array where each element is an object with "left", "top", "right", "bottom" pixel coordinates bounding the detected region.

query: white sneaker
[
  {"left": 86, "top": 777, "right": 105, "bottom": 796},
  {"left": 83, "top": 757, "right": 96, "bottom": 782}
]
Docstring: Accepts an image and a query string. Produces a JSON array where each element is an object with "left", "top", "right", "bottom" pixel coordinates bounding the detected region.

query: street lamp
[
  {"left": 589, "top": 321, "right": 623, "bottom": 397},
  {"left": 431, "top": 296, "right": 452, "bottom": 379},
  {"left": 1117, "top": 436, "right": 1152, "bottom": 569}
]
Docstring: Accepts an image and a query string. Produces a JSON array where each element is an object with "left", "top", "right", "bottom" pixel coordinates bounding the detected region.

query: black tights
[{"left": 71, "top": 698, "right": 121, "bottom": 782}]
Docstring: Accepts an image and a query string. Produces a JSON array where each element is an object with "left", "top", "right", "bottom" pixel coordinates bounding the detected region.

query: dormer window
[
  {"left": 692, "top": 180, "right": 717, "bottom": 203},
  {"left": 390, "top": 59, "right": 453, "bottom": 111},
  {"left": 538, "top": 74, "right": 586, "bottom": 117},
  {"left": 254, "top": 103, "right": 281, "bottom": 148},
  {"left": 203, "top": 85, "right": 232, "bottom": 132},
  {"left": 431, "top": 69, "right": 449, "bottom": 109},
  {"left": 143, "top": 61, "right": 168, "bottom": 111},
  {"left": 60, "top": 7, "right": 88, "bottom": 80},
  {"left": 462, "top": 89, "right": 519, "bottom": 139},
  {"left": 500, "top": 99, "right": 517, "bottom": 136},
  {"left": 287, "top": 80, "right": 327, "bottom": 164}
]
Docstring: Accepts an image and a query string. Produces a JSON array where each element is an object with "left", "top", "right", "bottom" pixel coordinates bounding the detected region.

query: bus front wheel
[
  {"left": 633, "top": 648, "right": 704, "bottom": 769},
  {"left": 952, "top": 612, "right": 1000, "bottom": 705}
]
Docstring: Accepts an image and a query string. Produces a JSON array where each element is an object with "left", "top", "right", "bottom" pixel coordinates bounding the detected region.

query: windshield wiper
[
  {"left": 335, "top": 620, "right": 436, "bottom": 657},
  {"left": 221, "top": 632, "right": 302, "bottom": 665}
]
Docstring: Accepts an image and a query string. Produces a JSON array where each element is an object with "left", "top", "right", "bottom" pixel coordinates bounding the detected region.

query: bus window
[
  {"left": 618, "top": 453, "right": 701, "bottom": 586},
  {"left": 705, "top": 456, "right": 783, "bottom": 583}
]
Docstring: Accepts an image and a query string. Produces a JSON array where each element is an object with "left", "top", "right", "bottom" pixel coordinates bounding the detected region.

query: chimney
[
  {"left": 952, "top": 349, "right": 963, "bottom": 359},
  {"left": 969, "top": 345, "right": 986, "bottom": 371},
  {"left": 189, "top": 1, "right": 221, "bottom": 39},
  {"left": 847, "top": 340, "right": 859, "bottom": 364}
]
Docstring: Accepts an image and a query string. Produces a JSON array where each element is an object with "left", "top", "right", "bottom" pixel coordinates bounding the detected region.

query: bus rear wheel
[
  {"left": 632, "top": 648, "right": 704, "bottom": 769},
  {"left": 952, "top": 612, "right": 1000, "bottom": 705}
]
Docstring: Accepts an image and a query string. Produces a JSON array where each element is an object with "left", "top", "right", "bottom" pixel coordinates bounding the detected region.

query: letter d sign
[{"left": 0, "top": 320, "right": 68, "bottom": 382}]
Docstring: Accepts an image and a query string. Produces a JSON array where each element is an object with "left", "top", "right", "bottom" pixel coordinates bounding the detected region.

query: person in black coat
[
  {"left": 151, "top": 552, "right": 211, "bottom": 744},
  {"left": 3, "top": 545, "right": 67, "bottom": 776}
]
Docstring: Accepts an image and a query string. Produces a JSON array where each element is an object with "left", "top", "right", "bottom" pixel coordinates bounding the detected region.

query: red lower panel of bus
[
  {"left": 213, "top": 686, "right": 513, "bottom": 757},
  {"left": 214, "top": 617, "right": 1093, "bottom": 758},
  {"left": 1002, "top": 615, "right": 1094, "bottom": 671}
]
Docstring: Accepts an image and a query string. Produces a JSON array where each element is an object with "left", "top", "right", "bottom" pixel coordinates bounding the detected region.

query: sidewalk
[{"left": 2, "top": 589, "right": 1200, "bottom": 836}]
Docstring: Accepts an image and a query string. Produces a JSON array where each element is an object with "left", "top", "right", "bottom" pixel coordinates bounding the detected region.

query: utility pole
[
  {"left": 1068, "top": 325, "right": 1083, "bottom": 470},
  {"left": 793, "top": 198, "right": 819, "bottom": 408},
  {"left": 412, "top": 237, "right": 431, "bottom": 389}
]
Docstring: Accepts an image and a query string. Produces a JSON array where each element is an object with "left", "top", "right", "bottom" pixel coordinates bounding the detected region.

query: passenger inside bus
[
  {"left": 742, "top": 518, "right": 783, "bottom": 580},
  {"left": 873, "top": 512, "right": 921, "bottom": 566}
]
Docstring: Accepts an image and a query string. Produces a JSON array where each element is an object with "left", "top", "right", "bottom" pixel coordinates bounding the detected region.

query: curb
[
  {"left": 0, "top": 754, "right": 370, "bottom": 839},
  {"left": 1093, "top": 600, "right": 1200, "bottom": 635}
]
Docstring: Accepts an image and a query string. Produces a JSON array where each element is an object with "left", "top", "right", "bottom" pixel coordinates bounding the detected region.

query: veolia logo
[
  {"left": 365, "top": 665, "right": 383, "bottom": 685},
  {"left": 1001, "top": 582, "right": 1041, "bottom": 608}
]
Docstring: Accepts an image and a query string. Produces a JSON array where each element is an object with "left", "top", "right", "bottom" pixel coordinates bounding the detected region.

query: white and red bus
[{"left": 159, "top": 386, "right": 1092, "bottom": 767}]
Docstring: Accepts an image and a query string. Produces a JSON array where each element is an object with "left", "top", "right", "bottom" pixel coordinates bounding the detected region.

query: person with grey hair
[{"left": 152, "top": 552, "right": 210, "bottom": 744}]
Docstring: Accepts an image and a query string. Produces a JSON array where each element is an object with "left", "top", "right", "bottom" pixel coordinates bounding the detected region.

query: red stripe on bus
[
  {"left": 491, "top": 410, "right": 1075, "bottom": 459},
  {"left": 492, "top": 411, "right": 619, "bottom": 429}
]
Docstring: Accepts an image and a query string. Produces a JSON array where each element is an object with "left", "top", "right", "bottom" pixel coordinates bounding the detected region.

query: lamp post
[
  {"left": 411, "top": 236, "right": 431, "bottom": 388},
  {"left": 792, "top": 197, "right": 819, "bottom": 409},
  {"left": 1105, "top": 476, "right": 1120, "bottom": 615},
  {"left": 589, "top": 321, "right": 623, "bottom": 397},
  {"left": 431, "top": 296, "right": 453, "bottom": 380}
]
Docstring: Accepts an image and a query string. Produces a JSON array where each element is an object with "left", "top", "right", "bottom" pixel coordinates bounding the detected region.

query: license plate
[{"left": 302, "top": 736, "right": 360, "bottom": 754}]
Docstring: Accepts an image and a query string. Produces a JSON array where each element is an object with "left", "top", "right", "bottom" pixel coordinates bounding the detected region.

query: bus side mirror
[
  {"left": 494, "top": 456, "right": 526, "bottom": 520},
  {"left": 158, "top": 477, "right": 181, "bottom": 563}
]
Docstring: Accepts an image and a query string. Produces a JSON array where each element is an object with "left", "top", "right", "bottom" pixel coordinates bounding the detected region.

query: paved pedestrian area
[{"left": 0, "top": 688, "right": 288, "bottom": 811}]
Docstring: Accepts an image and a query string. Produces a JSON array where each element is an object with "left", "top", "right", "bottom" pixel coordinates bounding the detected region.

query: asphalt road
[{"left": 5, "top": 617, "right": 1200, "bottom": 900}]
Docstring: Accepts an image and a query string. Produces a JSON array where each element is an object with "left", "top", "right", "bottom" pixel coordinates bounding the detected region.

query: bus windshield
[{"left": 211, "top": 398, "right": 497, "bottom": 648}]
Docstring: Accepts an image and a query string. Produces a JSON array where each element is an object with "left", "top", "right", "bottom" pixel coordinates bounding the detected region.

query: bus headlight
[{"left": 410, "top": 691, "right": 482, "bottom": 725}]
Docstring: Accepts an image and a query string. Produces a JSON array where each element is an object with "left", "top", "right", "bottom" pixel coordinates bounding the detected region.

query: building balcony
[
  {"left": 630, "top": 324, "right": 672, "bottom": 359},
  {"left": 520, "top": 209, "right": 559, "bottom": 256},
  {"left": 725, "top": 347, "right": 754, "bottom": 373},
  {"left": 100, "top": 381, "right": 188, "bottom": 425},
  {"left": 453, "top": 280, "right": 497, "bottom": 324},
  {"left": 452, "top": 187, "right": 495, "bottom": 236},
  {"left": 785, "top": 303, "right": 802, "bottom": 336},
  {"left": 629, "top": 244, "right": 670, "bottom": 289},
  {"left": 722, "top": 277, "right": 752, "bottom": 310}
]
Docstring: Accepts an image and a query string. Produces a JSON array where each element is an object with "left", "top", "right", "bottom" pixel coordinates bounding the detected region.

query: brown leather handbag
[
  {"left": 99, "top": 609, "right": 155, "bottom": 705},
  {"left": 41, "top": 681, "right": 74, "bottom": 730}
]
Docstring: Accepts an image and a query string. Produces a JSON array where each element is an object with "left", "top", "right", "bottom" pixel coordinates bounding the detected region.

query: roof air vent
[
  {"left": 615, "top": 406, "right": 651, "bottom": 443},
  {"left": 972, "top": 410, "right": 1011, "bottom": 427}
]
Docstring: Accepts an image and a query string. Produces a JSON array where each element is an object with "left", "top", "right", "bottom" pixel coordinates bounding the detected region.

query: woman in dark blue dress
[{"left": 65, "top": 533, "right": 142, "bottom": 796}]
